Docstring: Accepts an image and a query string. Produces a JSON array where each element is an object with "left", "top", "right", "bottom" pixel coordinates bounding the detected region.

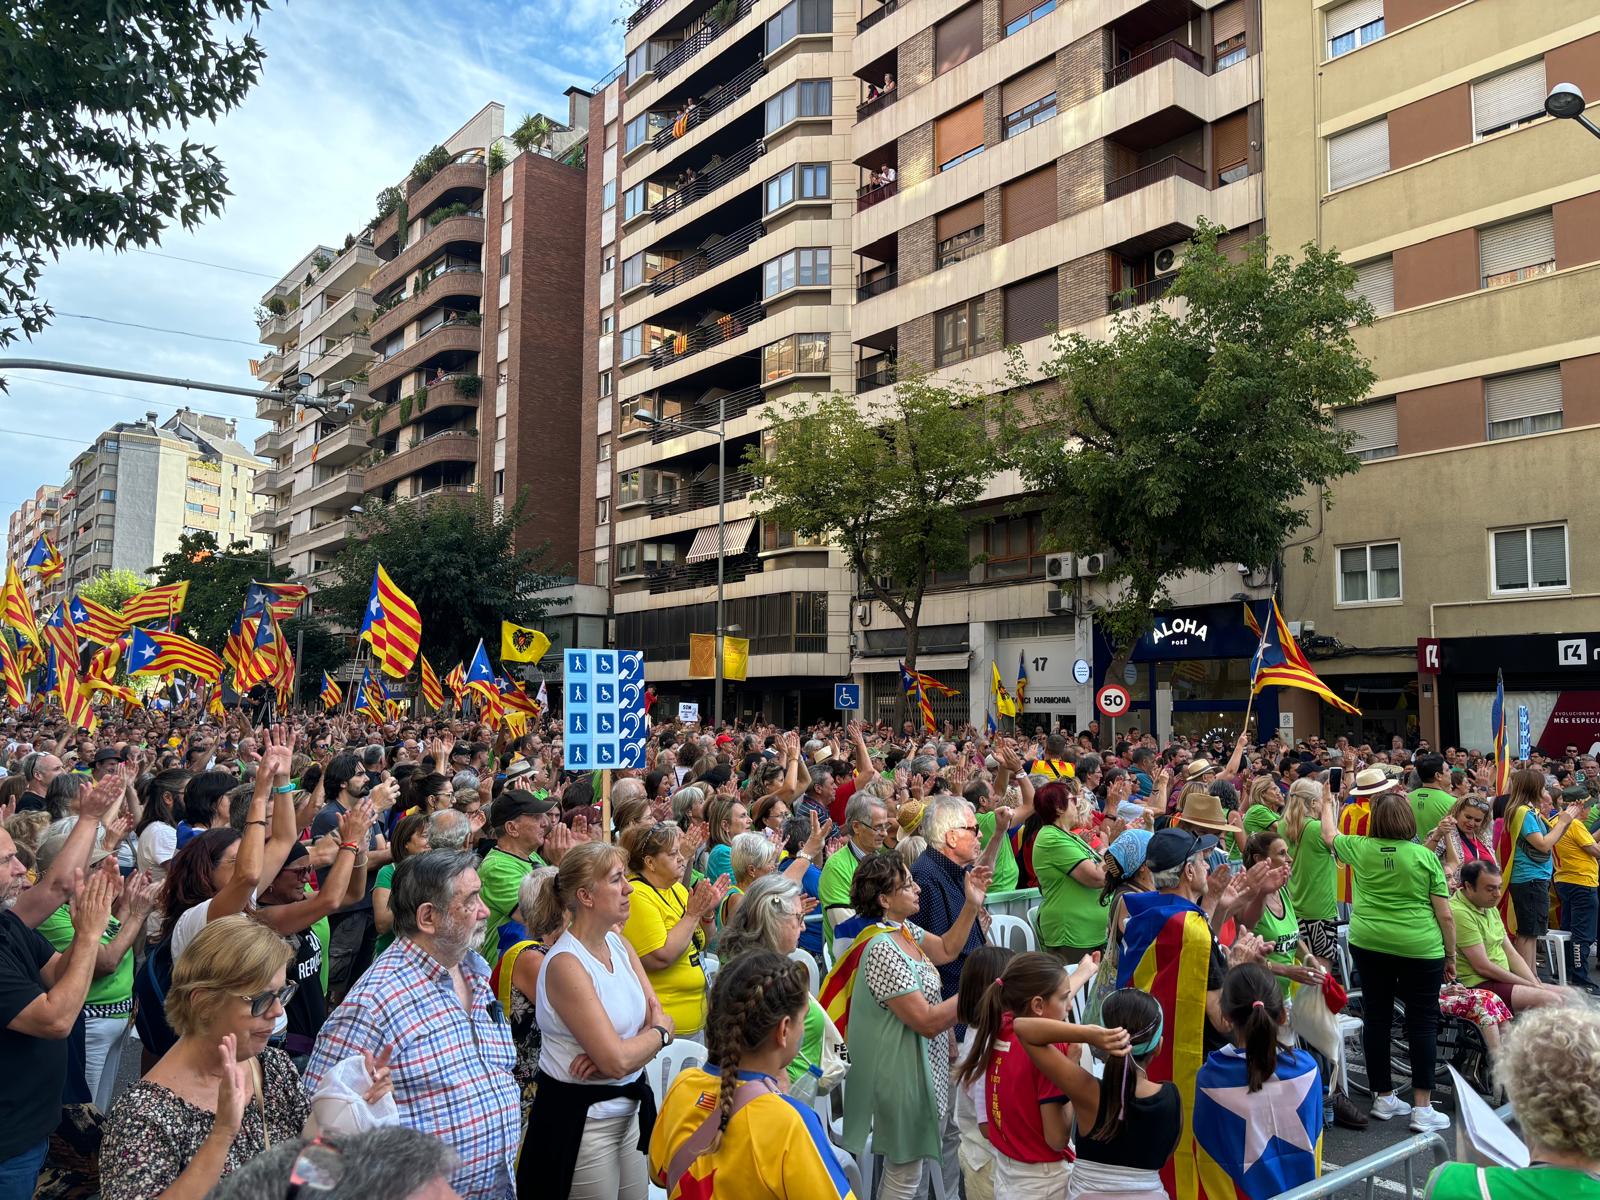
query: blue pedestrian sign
[
  {"left": 564, "top": 649, "right": 648, "bottom": 770},
  {"left": 834, "top": 682, "right": 861, "bottom": 711},
  {"left": 1517, "top": 705, "right": 1531, "bottom": 760}
]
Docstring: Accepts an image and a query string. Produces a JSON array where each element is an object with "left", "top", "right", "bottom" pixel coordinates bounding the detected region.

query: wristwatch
[{"left": 652, "top": 1024, "right": 673, "bottom": 1048}]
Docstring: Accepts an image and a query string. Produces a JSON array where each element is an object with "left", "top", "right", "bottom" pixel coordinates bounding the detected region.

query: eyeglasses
[
  {"left": 285, "top": 1137, "right": 343, "bottom": 1200},
  {"left": 237, "top": 982, "right": 298, "bottom": 1018},
  {"left": 958, "top": 824, "right": 979, "bottom": 835}
]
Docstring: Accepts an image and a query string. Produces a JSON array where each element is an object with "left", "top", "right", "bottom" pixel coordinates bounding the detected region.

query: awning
[
  {"left": 850, "top": 652, "right": 971, "bottom": 675},
  {"left": 684, "top": 517, "right": 756, "bottom": 564}
]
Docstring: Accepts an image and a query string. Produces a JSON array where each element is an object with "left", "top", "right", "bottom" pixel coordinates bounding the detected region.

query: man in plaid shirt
[{"left": 306, "top": 850, "right": 520, "bottom": 1200}]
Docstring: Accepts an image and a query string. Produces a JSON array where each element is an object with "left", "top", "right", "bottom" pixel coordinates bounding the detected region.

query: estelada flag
[
  {"left": 24, "top": 534, "right": 63, "bottom": 580},
  {"left": 359, "top": 564, "right": 422, "bottom": 678},
  {"left": 2, "top": 560, "right": 42, "bottom": 653},
  {"left": 0, "top": 634, "right": 26, "bottom": 707},
  {"left": 444, "top": 661, "right": 467, "bottom": 700},
  {"left": 1192, "top": 1044, "right": 1322, "bottom": 1199},
  {"left": 68, "top": 595, "right": 129, "bottom": 645},
  {"left": 120, "top": 581, "right": 188, "bottom": 624},
  {"left": 420, "top": 655, "right": 445, "bottom": 710},
  {"left": 500, "top": 621, "right": 550, "bottom": 664},
  {"left": 1119, "top": 890, "right": 1218, "bottom": 1200},
  {"left": 816, "top": 922, "right": 896, "bottom": 1041}
]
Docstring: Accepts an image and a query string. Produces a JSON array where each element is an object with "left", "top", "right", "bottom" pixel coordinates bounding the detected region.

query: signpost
[
  {"left": 1071, "top": 659, "right": 1091, "bottom": 685},
  {"left": 834, "top": 682, "right": 861, "bottom": 712},
  {"left": 564, "top": 649, "right": 647, "bottom": 840},
  {"left": 1096, "top": 683, "right": 1130, "bottom": 743}
]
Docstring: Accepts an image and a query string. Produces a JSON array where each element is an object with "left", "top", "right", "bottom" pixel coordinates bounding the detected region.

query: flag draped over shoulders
[
  {"left": 1193, "top": 1045, "right": 1322, "bottom": 1200},
  {"left": 817, "top": 921, "right": 895, "bottom": 1041}
]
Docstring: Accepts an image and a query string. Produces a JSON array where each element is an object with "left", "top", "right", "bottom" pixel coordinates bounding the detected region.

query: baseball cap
[
  {"left": 1145, "top": 827, "right": 1218, "bottom": 872},
  {"left": 94, "top": 747, "right": 123, "bottom": 765},
  {"left": 490, "top": 790, "right": 557, "bottom": 828}
]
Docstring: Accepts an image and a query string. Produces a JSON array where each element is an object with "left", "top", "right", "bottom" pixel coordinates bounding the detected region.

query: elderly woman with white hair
[{"left": 719, "top": 820, "right": 827, "bottom": 931}]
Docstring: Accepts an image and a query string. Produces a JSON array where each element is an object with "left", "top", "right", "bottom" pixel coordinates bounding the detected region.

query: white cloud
[{"left": 0, "top": 0, "right": 618, "bottom": 523}]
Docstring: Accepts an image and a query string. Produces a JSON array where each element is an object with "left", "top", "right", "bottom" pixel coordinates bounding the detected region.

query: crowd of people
[{"left": 1, "top": 703, "right": 1597, "bottom": 1200}]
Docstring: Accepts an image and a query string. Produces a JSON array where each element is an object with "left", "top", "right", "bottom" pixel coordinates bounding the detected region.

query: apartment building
[
  {"left": 59, "top": 410, "right": 262, "bottom": 592},
  {"left": 1266, "top": 0, "right": 1600, "bottom": 753},
  {"left": 594, "top": 0, "right": 1269, "bottom": 729},
  {"left": 5, "top": 485, "right": 63, "bottom": 612}
]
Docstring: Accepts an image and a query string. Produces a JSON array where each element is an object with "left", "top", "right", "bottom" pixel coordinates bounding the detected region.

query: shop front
[{"left": 1433, "top": 631, "right": 1600, "bottom": 756}]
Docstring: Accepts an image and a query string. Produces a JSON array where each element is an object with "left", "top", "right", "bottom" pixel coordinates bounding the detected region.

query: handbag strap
[
  {"left": 664, "top": 1076, "right": 778, "bottom": 1194},
  {"left": 251, "top": 1057, "right": 270, "bottom": 1151}
]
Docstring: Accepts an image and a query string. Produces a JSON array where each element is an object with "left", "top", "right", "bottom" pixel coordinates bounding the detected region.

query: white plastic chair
[
  {"left": 646, "top": 1038, "right": 709, "bottom": 1110},
  {"left": 789, "top": 947, "right": 820, "bottom": 994},
  {"left": 1027, "top": 904, "right": 1041, "bottom": 936},
  {"left": 988, "top": 913, "right": 1037, "bottom": 953},
  {"left": 1541, "top": 929, "right": 1571, "bottom": 986}
]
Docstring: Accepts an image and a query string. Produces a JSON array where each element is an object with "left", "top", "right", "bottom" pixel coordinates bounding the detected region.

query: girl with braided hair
[{"left": 648, "top": 949, "right": 853, "bottom": 1199}]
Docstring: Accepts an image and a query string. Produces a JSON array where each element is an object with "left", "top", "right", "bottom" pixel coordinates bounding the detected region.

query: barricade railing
[{"left": 1272, "top": 1104, "right": 1515, "bottom": 1200}]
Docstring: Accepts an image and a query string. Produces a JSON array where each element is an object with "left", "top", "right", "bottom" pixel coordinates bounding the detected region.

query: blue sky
[{"left": 0, "top": 0, "right": 620, "bottom": 523}]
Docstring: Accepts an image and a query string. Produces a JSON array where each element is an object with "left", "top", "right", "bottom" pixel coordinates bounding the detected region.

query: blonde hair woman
[{"left": 1281, "top": 777, "right": 1339, "bottom": 963}]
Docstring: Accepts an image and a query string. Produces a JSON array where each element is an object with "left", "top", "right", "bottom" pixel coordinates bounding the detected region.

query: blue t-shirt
[
  {"left": 1510, "top": 810, "right": 1554, "bottom": 883},
  {"left": 782, "top": 855, "right": 824, "bottom": 955},
  {"left": 705, "top": 842, "right": 732, "bottom": 883}
]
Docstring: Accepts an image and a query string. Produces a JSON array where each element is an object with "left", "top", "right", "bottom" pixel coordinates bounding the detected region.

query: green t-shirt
[
  {"left": 39, "top": 905, "right": 131, "bottom": 1007},
  {"left": 478, "top": 847, "right": 542, "bottom": 960},
  {"left": 1242, "top": 803, "right": 1282, "bottom": 838},
  {"left": 976, "top": 810, "right": 1018, "bottom": 893},
  {"left": 1254, "top": 888, "right": 1300, "bottom": 998},
  {"left": 1426, "top": 1162, "right": 1600, "bottom": 1200},
  {"left": 312, "top": 914, "right": 331, "bottom": 994},
  {"left": 818, "top": 843, "right": 863, "bottom": 921},
  {"left": 1409, "top": 787, "right": 1456, "bottom": 841},
  {"left": 788, "top": 996, "right": 827, "bottom": 1085},
  {"left": 1450, "top": 892, "right": 1511, "bottom": 987},
  {"left": 1332, "top": 833, "right": 1448, "bottom": 959},
  {"left": 1285, "top": 818, "right": 1337, "bottom": 921},
  {"left": 1032, "top": 826, "right": 1105, "bottom": 950},
  {"left": 373, "top": 862, "right": 397, "bottom": 957}
]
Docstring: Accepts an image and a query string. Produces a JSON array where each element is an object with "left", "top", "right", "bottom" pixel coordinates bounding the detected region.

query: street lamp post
[
  {"left": 1546, "top": 83, "right": 1600, "bottom": 142},
  {"left": 634, "top": 394, "right": 729, "bottom": 729}
]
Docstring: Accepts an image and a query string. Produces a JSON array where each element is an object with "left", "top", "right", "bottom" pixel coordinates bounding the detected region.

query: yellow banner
[
  {"left": 688, "top": 632, "right": 716, "bottom": 679},
  {"left": 723, "top": 636, "right": 749, "bottom": 682}
]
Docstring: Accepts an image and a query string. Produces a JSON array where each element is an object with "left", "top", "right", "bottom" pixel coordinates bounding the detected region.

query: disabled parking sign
[{"left": 564, "top": 649, "right": 647, "bottom": 770}]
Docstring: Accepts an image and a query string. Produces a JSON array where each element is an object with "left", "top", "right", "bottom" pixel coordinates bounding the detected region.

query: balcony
[
  {"left": 369, "top": 266, "right": 484, "bottom": 343},
  {"left": 291, "top": 516, "right": 356, "bottom": 556},
  {"left": 649, "top": 222, "right": 764, "bottom": 297},
  {"left": 368, "top": 318, "right": 481, "bottom": 391},
  {"left": 653, "top": 0, "right": 754, "bottom": 82},
  {"left": 250, "top": 506, "right": 290, "bottom": 534},
  {"left": 644, "top": 551, "right": 763, "bottom": 593},
  {"left": 256, "top": 391, "right": 291, "bottom": 420},
  {"left": 307, "top": 332, "right": 372, "bottom": 381},
  {"left": 253, "top": 427, "right": 289, "bottom": 457},
  {"left": 652, "top": 141, "right": 766, "bottom": 221},
  {"left": 253, "top": 349, "right": 290, "bottom": 382},
  {"left": 374, "top": 371, "right": 483, "bottom": 435},
  {"left": 369, "top": 212, "right": 485, "bottom": 295},
  {"left": 1108, "top": 274, "right": 1176, "bottom": 312},
  {"left": 310, "top": 238, "right": 380, "bottom": 296},
  {"left": 856, "top": 270, "right": 897, "bottom": 300},
  {"left": 299, "top": 469, "right": 366, "bottom": 509},
  {"left": 857, "top": 178, "right": 897, "bottom": 211},
  {"left": 1106, "top": 155, "right": 1205, "bottom": 201},
  {"left": 364, "top": 429, "right": 479, "bottom": 491},
  {"left": 856, "top": 360, "right": 895, "bottom": 393},
  {"left": 1104, "top": 38, "right": 1204, "bottom": 89},
  {"left": 406, "top": 157, "right": 486, "bottom": 221},
  {"left": 650, "top": 62, "right": 765, "bottom": 153},
  {"left": 646, "top": 467, "right": 757, "bottom": 517},
  {"left": 257, "top": 308, "right": 295, "bottom": 346},
  {"left": 650, "top": 301, "right": 765, "bottom": 368},
  {"left": 857, "top": 0, "right": 897, "bottom": 32},
  {"left": 649, "top": 384, "right": 765, "bottom": 442},
  {"left": 626, "top": 0, "right": 664, "bottom": 29},
  {"left": 293, "top": 422, "right": 370, "bottom": 469},
  {"left": 302, "top": 285, "right": 375, "bottom": 345},
  {"left": 856, "top": 87, "right": 899, "bottom": 120},
  {"left": 254, "top": 465, "right": 291, "bottom": 496}
]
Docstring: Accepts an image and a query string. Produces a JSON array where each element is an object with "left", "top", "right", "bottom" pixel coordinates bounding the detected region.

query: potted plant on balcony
[
  {"left": 375, "top": 185, "right": 402, "bottom": 222},
  {"left": 488, "top": 143, "right": 508, "bottom": 175},
  {"left": 312, "top": 253, "right": 332, "bottom": 273},
  {"left": 411, "top": 144, "right": 450, "bottom": 185},
  {"left": 454, "top": 373, "right": 482, "bottom": 399},
  {"left": 399, "top": 394, "right": 413, "bottom": 426},
  {"left": 510, "top": 113, "right": 554, "bottom": 155},
  {"left": 266, "top": 296, "right": 288, "bottom": 316},
  {"left": 709, "top": 0, "right": 737, "bottom": 27},
  {"left": 411, "top": 387, "right": 430, "bottom": 412}
]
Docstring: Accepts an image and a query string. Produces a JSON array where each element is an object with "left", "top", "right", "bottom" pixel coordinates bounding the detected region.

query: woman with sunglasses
[
  {"left": 102, "top": 915, "right": 391, "bottom": 1200},
  {"left": 1431, "top": 793, "right": 1497, "bottom": 890}
]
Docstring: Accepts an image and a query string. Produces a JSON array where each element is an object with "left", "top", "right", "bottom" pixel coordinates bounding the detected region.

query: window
[
  {"left": 764, "top": 80, "right": 832, "bottom": 134},
  {"left": 605, "top": 121, "right": 617, "bottom": 149},
  {"left": 935, "top": 99, "right": 984, "bottom": 171},
  {"left": 763, "top": 163, "right": 829, "bottom": 213},
  {"left": 98, "top": 489, "right": 115, "bottom": 502},
  {"left": 599, "top": 370, "right": 613, "bottom": 397},
  {"left": 1003, "top": 273, "right": 1058, "bottom": 345},
  {"left": 595, "top": 556, "right": 610, "bottom": 588},
  {"left": 936, "top": 197, "right": 985, "bottom": 267},
  {"left": 597, "top": 497, "right": 611, "bottom": 525},
  {"left": 626, "top": 40, "right": 667, "bottom": 83},
  {"left": 1213, "top": 111, "right": 1249, "bottom": 185},
  {"left": 1328, "top": 119, "right": 1388, "bottom": 190},
  {"left": 622, "top": 324, "right": 644, "bottom": 361},
  {"left": 1002, "top": 166, "right": 1057, "bottom": 242},
  {"left": 624, "top": 114, "right": 650, "bottom": 153},
  {"left": 602, "top": 180, "right": 616, "bottom": 211},
  {"left": 762, "top": 333, "right": 830, "bottom": 381},
  {"left": 185, "top": 501, "right": 204, "bottom": 513},
  {"left": 1004, "top": 92, "right": 1057, "bottom": 138},
  {"left": 936, "top": 3, "right": 982, "bottom": 74},
  {"left": 1212, "top": 0, "right": 1247, "bottom": 67},
  {"left": 500, "top": 251, "right": 511, "bottom": 277},
  {"left": 1479, "top": 211, "right": 1555, "bottom": 288},
  {"left": 984, "top": 513, "right": 1045, "bottom": 579},
  {"left": 1493, "top": 524, "right": 1568, "bottom": 593},
  {"left": 1326, "top": 0, "right": 1382, "bottom": 58},
  {"left": 1002, "top": 62, "right": 1057, "bottom": 139},
  {"left": 1337, "top": 397, "right": 1398, "bottom": 460},
  {"left": 1003, "top": 0, "right": 1055, "bottom": 37},
  {"left": 1348, "top": 258, "right": 1394, "bottom": 316},
  {"left": 1486, "top": 366, "right": 1563, "bottom": 440},
  {"left": 623, "top": 182, "right": 648, "bottom": 220},
  {"left": 496, "top": 415, "right": 507, "bottom": 440},
  {"left": 100, "top": 438, "right": 119, "bottom": 453},
  {"left": 935, "top": 297, "right": 985, "bottom": 365},
  {"left": 1339, "top": 542, "right": 1401, "bottom": 603},
  {"left": 765, "top": 0, "right": 830, "bottom": 55},
  {"left": 604, "top": 254, "right": 616, "bottom": 273},
  {"left": 1473, "top": 61, "right": 1546, "bottom": 139},
  {"left": 493, "top": 469, "right": 505, "bottom": 495},
  {"left": 600, "top": 309, "right": 615, "bottom": 334},
  {"left": 762, "top": 248, "right": 831, "bottom": 297}
]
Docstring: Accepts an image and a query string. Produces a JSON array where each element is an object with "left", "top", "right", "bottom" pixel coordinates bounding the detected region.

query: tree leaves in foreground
[
  {"left": 1008, "top": 219, "right": 1376, "bottom": 645},
  {"left": 0, "top": 1, "right": 268, "bottom": 348}
]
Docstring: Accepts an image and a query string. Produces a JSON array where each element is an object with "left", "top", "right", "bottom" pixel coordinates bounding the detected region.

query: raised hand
[
  {"left": 964, "top": 864, "right": 993, "bottom": 906},
  {"left": 1205, "top": 861, "right": 1234, "bottom": 908},
  {"left": 117, "top": 870, "right": 158, "bottom": 920},
  {"left": 801, "top": 812, "right": 830, "bottom": 859},
  {"left": 261, "top": 724, "right": 295, "bottom": 780},
  {"left": 338, "top": 801, "right": 374, "bottom": 852},
  {"left": 678, "top": 819, "right": 708, "bottom": 861},
  {"left": 543, "top": 820, "right": 576, "bottom": 865},
  {"left": 78, "top": 770, "right": 126, "bottom": 822},
  {"left": 212, "top": 1034, "right": 251, "bottom": 1136},
  {"left": 71, "top": 871, "right": 116, "bottom": 939}
]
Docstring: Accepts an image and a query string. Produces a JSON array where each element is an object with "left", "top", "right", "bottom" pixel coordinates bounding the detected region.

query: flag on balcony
[
  {"left": 243, "top": 580, "right": 309, "bottom": 621},
  {"left": 320, "top": 671, "right": 343, "bottom": 711},
  {"left": 420, "top": 655, "right": 446, "bottom": 711},
  {"left": 359, "top": 564, "right": 422, "bottom": 678},
  {"left": 69, "top": 594, "right": 129, "bottom": 646},
  {"left": 127, "top": 628, "right": 224, "bottom": 682},
  {"left": 121, "top": 581, "right": 189, "bottom": 625},
  {"left": 24, "top": 534, "right": 63, "bottom": 581},
  {"left": 500, "top": 621, "right": 551, "bottom": 664}
]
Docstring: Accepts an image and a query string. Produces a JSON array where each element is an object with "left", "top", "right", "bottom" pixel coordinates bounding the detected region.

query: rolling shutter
[
  {"left": 1001, "top": 0, "right": 1036, "bottom": 26},
  {"left": 1212, "top": 0, "right": 1245, "bottom": 47},
  {"left": 1486, "top": 367, "right": 1561, "bottom": 425},
  {"left": 1336, "top": 399, "right": 1397, "bottom": 456},
  {"left": 937, "top": 196, "right": 985, "bottom": 242},
  {"left": 1479, "top": 211, "right": 1555, "bottom": 279},
  {"left": 935, "top": 99, "right": 985, "bottom": 168},
  {"left": 1003, "top": 60, "right": 1056, "bottom": 117},
  {"left": 1326, "top": 0, "right": 1381, "bottom": 41},
  {"left": 1004, "top": 273, "right": 1059, "bottom": 344},
  {"left": 936, "top": 3, "right": 983, "bottom": 75},
  {"left": 1002, "top": 166, "right": 1057, "bottom": 241},
  {"left": 1212, "top": 111, "right": 1248, "bottom": 182},
  {"left": 1349, "top": 258, "right": 1394, "bottom": 316},
  {"left": 1530, "top": 526, "right": 1567, "bottom": 588},
  {"left": 1473, "top": 61, "right": 1546, "bottom": 136},
  {"left": 1328, "top": 119, "right": 1389, "bottom": 190}
]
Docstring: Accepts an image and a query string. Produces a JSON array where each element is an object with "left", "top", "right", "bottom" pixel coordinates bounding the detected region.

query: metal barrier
[{"left": 1273, "top": 1104, "right": 1515, "bottom": 1200}]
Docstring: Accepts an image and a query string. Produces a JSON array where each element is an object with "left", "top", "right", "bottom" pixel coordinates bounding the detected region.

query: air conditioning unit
[
  {"left": 1288, "top": 620, "right": 1303, "bottom": 638},
  {"left": 1153, "top": 242, "right": 1188, "bottom": 276},
  {"left": 855, "top": 603, "right": 872, "bottom": 626},
  {"left": 1078, "top": 551, "right": 1111, "bottom": 578},
  {"left": 1045, "top": 553, "right": 1074, "bottom": 582},
  {"left": 1046, "top": 588, "right": 1076, "bottom": 616}
]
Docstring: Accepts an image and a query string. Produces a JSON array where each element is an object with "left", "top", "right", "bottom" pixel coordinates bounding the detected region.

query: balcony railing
[
  {"left": 651, "top": 141, "right": 766, "bottom": 220},
  {"left": 626, "top": 0, "right": 663, "bottom": 30},
  {"left": 857, "top": 0, "right": 898, "bottom": 32},
  {"left": 856, "top": 270, "right": 897, "bottom": 300},
  {"left": 1105, "top": 155, "right": 1206, "bottom": 201},
  {"left": 645, "top": 552, "right": 762, "bottom": 593},
  {"left": 650, "top": 300, "right": 766, "bottom": 368},
  {"left": 857, "top": 178, "right": 897, "bottom": 211},
  {"left": 649, "top": 384, "right": 765, "bottom": 441},
  {"left": 1107, "top": 274, "right": 1176, "bottom": 312},
  {"left": 856, "top": 87, "right": 899, "bottom": 119},
  {"left": 650, "top": 62, "right": 765, "bottom": 152},
  {"left": 654, "top": 0, "right": 754, "bottom": 81},
  {"left": 646, "top": 469, "right": 758, "bottom": 517},
  {"left": 856, "top": 361, "right": 895, "bottom": 393},
  {"left": 1104, "top": 38, "right": 1204, "bottom": 89},
  {"left": 650, "top": 221, "right": 765, "bottom": 296}
]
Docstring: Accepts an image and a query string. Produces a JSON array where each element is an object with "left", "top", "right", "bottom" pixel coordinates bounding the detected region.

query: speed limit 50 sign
[{"left": 1095, "top": 684, "right": 1131, "bottom": 717}]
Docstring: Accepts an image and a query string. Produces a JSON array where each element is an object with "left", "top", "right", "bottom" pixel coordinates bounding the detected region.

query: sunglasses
[
  {"left": 237, "top": 982, "right": 298, "bottom": 1018},
  {"left": 285, "top": 1137, "right": 343, "bottom": 1200}
]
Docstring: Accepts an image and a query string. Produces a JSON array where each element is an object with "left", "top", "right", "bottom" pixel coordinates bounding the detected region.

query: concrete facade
[{"left": 6, "top": 485, "right": 63, "bottom": 612}]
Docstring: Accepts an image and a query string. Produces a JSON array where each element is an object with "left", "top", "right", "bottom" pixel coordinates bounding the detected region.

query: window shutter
[
  {"left": 1212, "top": 0, "right": 1245, "bottom": 46},
  {"left": 1479, "top": 211, "right": 1555, "bottom": 278},
  {"left": 937, "top": 197, "right": 986, "bottom": 242},
  {"left": 1486, "top": 367, "right": 1562, "bottom": 424},
  {"left": 1493, "top": 530, "right": 1528, "bottom": 590},
  {"left": 1336, "top": 398, "right": 1397, "bottom": 455},
  {"left": 1328, "top": 120, "right": 1389, "bottom": 190},
  {"left": 935, "top": 99, "right": 985, "bottom": 167},
  {"left": 1349, "top": 258, "right": 1394, "bottom": 315},
  {"left": 1326, "top": 0, "right": 1382, "bottom": 41},
  {"left": 1473, "top": 61, "right": 1546, "bottom": 136},
  {"left": 1002, "top": 61, "right": 1056, "bottom": 116},
  {"left": 1001, "top": 0, "right": 1034, "bottom": 26},
  {"left": 1002, "top": 166, "right": 1057, "bottom": 241},
  {"left": 1004, "top": 273, "right": 1058, "bottom": 344},
  {"left": 1530, "top": 527, "right": 1567, "bottom": 587},
  {"left": 936, "top": 3, "right": 983, "bottom": 75},
  {"left": 1212, "top": 111, "right": 1248, "bottom": 182}
]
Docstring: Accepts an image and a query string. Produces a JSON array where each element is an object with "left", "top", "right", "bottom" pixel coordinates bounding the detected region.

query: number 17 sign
[{"left": 564, "top": 649, "right": 648, "bottom": 770}]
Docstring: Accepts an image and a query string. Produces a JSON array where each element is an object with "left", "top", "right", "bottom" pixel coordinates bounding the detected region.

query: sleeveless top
[{"left": 536, "top": 930, "right": 647, "bottom": 1119}]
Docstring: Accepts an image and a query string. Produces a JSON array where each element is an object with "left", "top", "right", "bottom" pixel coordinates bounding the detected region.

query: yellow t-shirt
[
  {"left": 1553, "top": 817, "right": 1599, "bottom": 887},
  {"left": 623, "top": 876, "right": 709, "bottom": 1036}
]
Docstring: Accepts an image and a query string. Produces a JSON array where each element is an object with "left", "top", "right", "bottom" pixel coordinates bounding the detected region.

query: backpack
[{"left": 133, "top": 938, "right": 178, "bottom": 1058}]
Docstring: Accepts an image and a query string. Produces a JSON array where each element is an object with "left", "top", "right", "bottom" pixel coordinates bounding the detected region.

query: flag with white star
[{"left": 1193, "top": 1043, "right": 1323, "bottom": 1199}]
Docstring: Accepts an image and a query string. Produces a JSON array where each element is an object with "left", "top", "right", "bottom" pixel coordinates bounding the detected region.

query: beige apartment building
[
  {"left": 5, "top": 485, "right": 63, "bottom": 613},
  {"left": 597, "top": 0, "right": 1270, "bottom": 729},
  {"left": 1264, "top": 0, "right": 1600, "bottom": 753}
]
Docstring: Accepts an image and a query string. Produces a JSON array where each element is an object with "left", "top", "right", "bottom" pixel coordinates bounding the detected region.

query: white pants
[
  {"left": 995, "top": 1155, "right": 1071, "bottom": 1200},
  {"left": 84, "top": 1015, "right": 132, "bottom": 1114},
  {"left": 878, "top": 1158, "right": 929, "bottom": 1200},
  {"left": 570, "top": 1111, "right": 646, "bottom": 1200}
]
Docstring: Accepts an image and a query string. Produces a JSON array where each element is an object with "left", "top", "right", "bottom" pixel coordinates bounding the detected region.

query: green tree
[
  {"left": 0, "top": 2, "right": 267, "bottom": 347},
  {"left": 510, "top": 113, "right": 555, "bottom": 154},
  {"left": 147, "top": 532, "right": 286, "bottom": 653},
  {"left": 314, "top": 492, "right": 565, "bottom": 671},
  {"left": 1007, "top": 220, "right": 1375, "bottom": 644},
  {"left": 747, "top": 376, "right": 1008, "bottom": 669},
  {"left": 78, "top": 568, "right": 147, "bottom": 612}
]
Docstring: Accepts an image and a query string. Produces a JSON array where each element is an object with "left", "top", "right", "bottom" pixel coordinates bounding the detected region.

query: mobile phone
[{"left": 1328, "top": 766, "right": 1343, "bottom": 792}]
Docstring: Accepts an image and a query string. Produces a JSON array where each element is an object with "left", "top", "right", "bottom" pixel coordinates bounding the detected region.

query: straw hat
[
  {"left": 1182, "top": 758, "right": 1217, "bottom": 782},
  {"left": 1174, "top": 789, "right": 1235, "bottom": 833},
  {"left": 1348, "top": 767, "right": 1402, "bottom": 799}
]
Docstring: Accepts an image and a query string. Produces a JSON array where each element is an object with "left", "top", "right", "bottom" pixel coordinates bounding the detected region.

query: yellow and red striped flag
[
  {"left": 320, "top": 671, "right": 343, "bottom": 710},
  {"left": 0, "top": 635, "right": 26, "bottom": 708},
  {"left": 120, "top": 581, "right": 189, "bottom": 625},
  {"left": 41, "top": 600, "right": 80, "bottom": 666},
  {"left": 128, "top": 628, "right": 224, "bottom": 682},
  {"left": 68, "top": 594, "right": 130, "bottom": 645},
  {"left": 444, "top": 661, "right": 467, "bottom": 701},
  {"left": 420, "top": 655, "right": 445, "bottom": 710},
  {"left": 359, "top": 564, "right": 422, "bottom": 678},
  {"left": 56, "top": 655, "right": 97, "bottom": 733},
  {"left": 2, "top": 561, "right": 42, "bottom": 655}
]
